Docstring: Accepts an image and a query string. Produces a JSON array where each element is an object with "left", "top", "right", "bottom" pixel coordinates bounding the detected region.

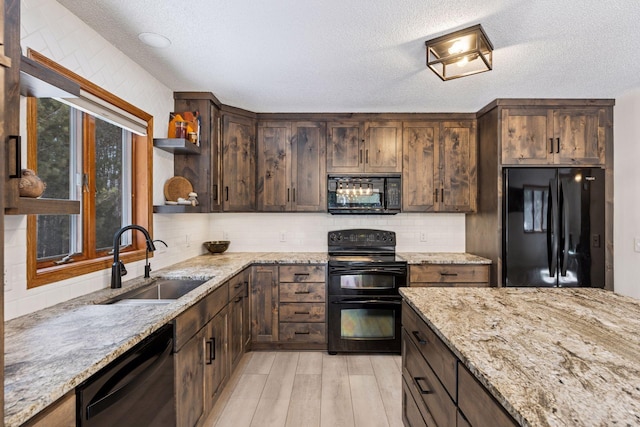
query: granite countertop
[
  {"left": 4, "top": 250, "right": 486, "bottom": 426},
  {"left": 400, "top": 287, "right": 640, "bottom": 426}
]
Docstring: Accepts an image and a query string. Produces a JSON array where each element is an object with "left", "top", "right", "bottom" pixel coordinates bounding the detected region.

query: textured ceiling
[{"left": 56, "top": 0, "right": 640, "bottom": 113}]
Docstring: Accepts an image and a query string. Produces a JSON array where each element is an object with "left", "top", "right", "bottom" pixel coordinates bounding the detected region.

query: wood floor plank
[
  {"left": 244, "top": 351, "right": 277, "bottom": 375},
  {"left": 321, "top": 354, "right": 355, "bottom": 427},
  {"left": 349, "top": 375, "right": 390, "bottom": 427},
  {"left": 213, "top": 374, "right": 268, "bottom": 427},
  {"left": 296, "top": 351, "right": 324, "bottom": 375},
  {"left": 206, "top": 352, "right": 253, "bottom": 426},
  {"left": 285, "top": 374, "right": 322, "bottom": 427},
  {"left": 250, "top": 352, "right": 300, "bottom": 426},
  {"left": 347, "top": 355, "right": 374, "bottom": 375},
  {"left": 370, "top": 355, "right": 403, "bottom": 427}
]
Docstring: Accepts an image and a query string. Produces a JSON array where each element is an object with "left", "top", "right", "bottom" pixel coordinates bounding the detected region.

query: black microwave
[{"left": 327, "top": 175, "right": 401, "bottom": 214}]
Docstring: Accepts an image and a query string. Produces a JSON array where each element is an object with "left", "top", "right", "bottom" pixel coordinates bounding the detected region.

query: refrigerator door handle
[
  {"left": 547, "top": 181, "right": 558, "bottom": 277},
  {"left": 560, "top": 182, "right": 570, "bottom": 277}
]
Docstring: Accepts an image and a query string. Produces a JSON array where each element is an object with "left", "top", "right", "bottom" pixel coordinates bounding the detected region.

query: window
[{"left": 26, "top": 51, "right": 152, "bottom": 288}]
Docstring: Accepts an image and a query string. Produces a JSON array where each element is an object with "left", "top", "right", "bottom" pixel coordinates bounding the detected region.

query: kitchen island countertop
[{"left": 400, "top": 287, "right": 640, "bottom": 426}]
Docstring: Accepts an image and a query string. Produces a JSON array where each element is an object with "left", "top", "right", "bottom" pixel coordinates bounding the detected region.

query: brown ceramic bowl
[{"left": 203, "top": 240, "right": 230, "bottom": 254}]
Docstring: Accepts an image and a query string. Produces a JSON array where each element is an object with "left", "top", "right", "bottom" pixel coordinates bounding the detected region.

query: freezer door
[
  {"left": 557, "top": 168, "right": 605, "bottom": 288},
  {"left": 504, "top": 168, "right": 558, "bottom": 287}
]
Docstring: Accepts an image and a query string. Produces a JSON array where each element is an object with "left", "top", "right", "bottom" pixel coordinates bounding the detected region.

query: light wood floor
[{"left": 204, "top": 351, "right": 403, "bottom": 427}]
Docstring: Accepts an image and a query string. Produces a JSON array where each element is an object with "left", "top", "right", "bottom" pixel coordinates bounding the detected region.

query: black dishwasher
[{"left": 76, "top": 324, "right": 176, "bottom": 427}]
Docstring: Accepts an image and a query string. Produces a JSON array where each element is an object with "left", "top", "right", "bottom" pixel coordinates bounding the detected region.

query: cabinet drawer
[
  {"left": 402, "top": 330, "right": 456, "bottom": 427},
  {"left": 280, "top": 303, "right": 325, "bottom": 322},
  {"left": 402, "top": 302, "right": 457, "bottom": 400},
  {"left": 279, "top": 282, "right": 326, "bottom": 302},
  {"left": 410, "top": 264, "right": 489, "bottom": 284},
  {"left": 229, "top": 272, "right": 247, "bottom": 300},
  {"left": 279, "top": 265, "right": 326, "bottom": 282},
  {"left": 402, "top": 377, "right": 436, "bottom": 427},
  {"left": 174, "top": 282, "right": 228, "bottom": 351},
  {"left": 279, "top": 323, "right": 326, "bottom": 342},
  {"left": 458, "top": 363, "right": 518, "bottom": 427}
]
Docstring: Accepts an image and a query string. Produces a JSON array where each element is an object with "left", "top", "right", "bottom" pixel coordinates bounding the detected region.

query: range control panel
[{"left": 328, "top": 229, "right": 396, "bottom": 247}]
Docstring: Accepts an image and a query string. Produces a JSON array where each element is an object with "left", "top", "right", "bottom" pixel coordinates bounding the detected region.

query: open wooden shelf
[
  {"left": 5, "top": 198, "right": 81, "bottom": 215},
  {"left": 153, "top": 204, "right": 204, "bottom": 214},
  {"left": 153, "top": 138, "right": 201, "bottom": 155}
]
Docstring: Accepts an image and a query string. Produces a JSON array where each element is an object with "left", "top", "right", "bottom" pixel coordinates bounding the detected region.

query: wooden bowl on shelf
[{"left": 203, "top": 241, "right": 230, "bottom": 254}]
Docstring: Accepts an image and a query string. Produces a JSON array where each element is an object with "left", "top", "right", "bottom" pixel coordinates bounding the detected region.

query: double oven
[{"left": 327, "top": 229, "right": 407, "bottom": 354}]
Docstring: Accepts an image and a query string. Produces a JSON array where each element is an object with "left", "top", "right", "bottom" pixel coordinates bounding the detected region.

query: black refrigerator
[{"left": 503, "top": 168, "right": 605, "bottom": 288}]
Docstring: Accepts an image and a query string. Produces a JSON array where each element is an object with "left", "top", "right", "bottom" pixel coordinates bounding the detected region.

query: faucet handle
[{"left": 119, "top": 261, "right": 128, "bottom": 277}]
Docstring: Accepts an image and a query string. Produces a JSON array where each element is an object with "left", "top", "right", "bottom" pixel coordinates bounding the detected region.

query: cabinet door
[
  {"left": 553, "top": 108, "right": 606, "bottom": 165},
  {"left": 440, "top": 121, "right": 476, "bottom": 212},
  {"left": 251, "top": 265, "right": 279, "bottom": 342},
  {"left": 205, "top": 307, "right": 228, "bottom": 411},
  {"left": 364, "top": 121, "right": 402, "bottom": 172},
  {"left": 229, "top": 289, "right": 244, "bottom": 371},
  {"left": 501, "top": 109, "right": 553, "bottom": 165},
  {"left": 257, "top": 121, "right": 291, "bottom": 211},
  {"left": 402, "top": 121, "right": 439, "bottom": 212},
  {"left": 327, "top": 121, "right": 363, "bottom": 172},
  {"left": 222, "top": 113, "right": 256, "bottom": 211},
  {"left": 242, "top": 269, "right": 252, "bottom": 350},
  {"left": 291, "top": 121, "right": 327, "bottom": 212},
  {"left": 175, "top": 327, "right": 206, "bottom": 427}
]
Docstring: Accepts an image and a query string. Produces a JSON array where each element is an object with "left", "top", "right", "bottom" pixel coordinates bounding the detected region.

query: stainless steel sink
[{"left": 102, "top": 278, "right": 208, "bottom": 305}]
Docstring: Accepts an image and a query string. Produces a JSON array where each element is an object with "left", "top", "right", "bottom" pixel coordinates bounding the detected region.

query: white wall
[
  {"left": 4, "top": 0, "right": 208, "bottom": 319},
  {"left": 208, "top": 212, "right": 465, "bottom": 252},
  {"left": 613, "top": 88, "right": 640, "bottom": 299}
]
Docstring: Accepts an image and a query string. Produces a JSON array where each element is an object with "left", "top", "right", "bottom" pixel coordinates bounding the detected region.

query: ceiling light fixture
[
  {"left": 425, "top": 24, "right": 493, "bottom": 81},
  {"left": 138, "top": 32, "right": 172, "bottom": 48}
]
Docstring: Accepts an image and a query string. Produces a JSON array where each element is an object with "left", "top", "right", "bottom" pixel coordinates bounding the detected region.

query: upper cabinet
[
  {"left": 403, "top": 120, "right": 476, "bottom": 213},
  {"left": 222, "top": 110, "right": 256, "bottom": 212},
  {"left": 256, "top": 121, "right": 326, "bottom": 212},
  {"left": 501, "top": 106, "right": 609, "bottom": 166},
  {"left": 327, "top": 120, "right": 402, "bottom": 173}
]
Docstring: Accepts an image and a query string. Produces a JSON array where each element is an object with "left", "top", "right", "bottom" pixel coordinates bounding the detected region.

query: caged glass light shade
[{"left": 425, "top": 24, "right": 493, "bottom": 81}]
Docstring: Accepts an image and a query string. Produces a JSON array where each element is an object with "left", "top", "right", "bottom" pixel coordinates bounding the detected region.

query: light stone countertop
[
  {"left": 3, "top": 250, "right": 485, "bottom": 426},
  {"left": 400, "top": 287, "right": 640, "bottom": 427}
]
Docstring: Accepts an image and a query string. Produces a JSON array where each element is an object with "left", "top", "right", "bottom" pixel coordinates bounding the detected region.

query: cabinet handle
[
  {"left": 441, "top": 187, "right": 444, "bottom": 203},
  {"left": 287, "top": 188, "right": 290, "bottom": 202},
  {"left": 359, "top": 149, "right": 363, "bottom": 164},
  {"left": 213, "top": 184, "right": 218, "bottom": 202},
  {"left": 549, "top": 138, "right": 554, "bottom": 154},
  {"left": 205, "top": 339, "right": 215, "bottom": 364},
  {"left": 412, "top": 330, "right": 427, "bottom": 345},
  {"left": 294, "top": 331, "right": 310, "bottom": 335},
  {"left": 556, "top": 137, "right": 560, "bottom": 153},
  {"left": 294, "top": 291, "right": 311, "bottom": 294},
  {"left": 294, "top": 311, "right": 310, "bottom": 315},
  {"left": 234, "top": 296, "right": 242, "bottom": 303},
  {"left": 294, "top": 273, "right": 309, "bottom": 277},
  {"left": 225, "top": 186, "right": 229, "bottom": 201},
  {"left": 292, "top": 188, "right": 296, "bottom": 202},
  {"left": 233, "top": 282, "right": 242, "bottom": 288},
  {"left": 366, "top": 149, "right": 369, "bottom": 164},
  {"left": 440, "top": 272, "right": 458, "bottom": 277},
  {"left": 434, "top": 189, "right": 439, "bottom": 203},
  {"left": 413, "top": 377, "right": 434, "bottom": 395},
  {"left": 8, "top": 135, "right": 21, "bottom": 178}
]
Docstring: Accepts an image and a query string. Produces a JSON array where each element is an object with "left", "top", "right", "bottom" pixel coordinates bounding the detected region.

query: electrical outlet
[
  {"left": 280, "top": 232, "right": 287, "bottom": 242},
  {"left": 420, "top": 232, "right": 428, "bottom": 242},
  {"left": 635, "top": 237, "right": 640, "bottom": 253},
  {"left": 223, "top": 232, "right": 229, "bottom": 240}
]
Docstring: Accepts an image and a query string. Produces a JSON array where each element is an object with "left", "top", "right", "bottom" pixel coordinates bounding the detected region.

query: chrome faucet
[{"left": 111, "top": 225, "right": 156, "bottom": 289}]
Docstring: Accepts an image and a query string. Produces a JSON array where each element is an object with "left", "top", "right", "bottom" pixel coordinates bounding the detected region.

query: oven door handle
[
  {"left": 331, "top": 299, "right": 402, "bottom": 305},
  {"left": 329, "top": 267, "right": 407, "bottom": 276}
]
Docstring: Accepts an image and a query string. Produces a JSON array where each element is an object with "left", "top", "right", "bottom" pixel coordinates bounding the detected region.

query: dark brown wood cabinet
[
  {"left": 222, "top": 111, "right": 257, "bottom": 211},
  {"left": 409, "top": 264, "right": 489, "bottom": 287},
  {"left": 228, "top": 269, "right": 250, "bottom": 373},
  {"left": 467, "top": 99, "right": 614, "bottom": 287},
  {"left": 327, "top": 120, "right": 402, "bottom": 173},
  {"left": 402, "top": 302, "right": 518, "bottom": 427},
  {"left": 251, "top": 265, "right": 279, "bottom": 343},
  {"left": 205, "top": 306, "right": 228, "bottom": 408},
  {"left": 501, "top": 106, "right": 608, "bottom": 166},
  {"left": 403, "top": 120, "right": 476, "bottom": 213},
  {"left": 256, "top": 121, "right": 326, "bottom": 212}
]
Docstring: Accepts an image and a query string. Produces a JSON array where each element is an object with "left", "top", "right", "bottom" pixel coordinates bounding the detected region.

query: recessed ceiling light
[{"left": 138, "top": 32, "right": 171, "bottom": 48}]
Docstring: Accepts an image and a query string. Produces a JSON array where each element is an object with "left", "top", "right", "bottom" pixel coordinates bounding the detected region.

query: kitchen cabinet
[
  {"left": 327, "top": 120, "right": 402, "bottom": 173},
  {"left": 501, "top": 106, "right": 608, "bottom": 166},
  {"left": 174, "top": 281, "right": 229, "bottom": 427},
  {"left": 251, "top": 265, "right": 279, "bottom": 343},
  {"left": 278, "top": 265, "right": 326, "bottom": 345},
  {"left": 222, "top": 110, "right": 256, "bottom": 211},
  {"left": 21, "top": 392, "right": 75, "bottom": 427},
  {"left": 409, "top": 264, "right": 489, "bottom": 287},
  {"left": 467, "top": 99, "right": 614, "bottom": 287},
  {"left": 228, "top": 268, "right": 250, "bottom": 373},
  {"left": 403, "top": 120, "right": 477, "bottom": 212},
  {"left": 256, "top": 121, "right": 326, "bottom": 212},
  {"left": 402, "top": 301, "right": 517, "bottom": 427}
]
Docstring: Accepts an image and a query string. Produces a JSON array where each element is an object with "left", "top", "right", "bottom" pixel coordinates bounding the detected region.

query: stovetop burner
[{"left": 327, "top": 229, "right": 398, "bottom": 258}]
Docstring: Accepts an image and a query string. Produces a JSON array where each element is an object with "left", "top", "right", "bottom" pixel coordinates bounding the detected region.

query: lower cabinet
[
  {"left": 251, "top": 264, "right": 327, "bottom": 349},
  {"left": 22, "top": 392, "right": 75, "bottom": 427},
  {"left": 229, "top": 268, "right": 250, "bottom": 373},
  {"left": 402, "top": 301, "right": 518, "bottom": 427},
  {"left": 409, "top": 264, "right": 490, "bottom": 287}
]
